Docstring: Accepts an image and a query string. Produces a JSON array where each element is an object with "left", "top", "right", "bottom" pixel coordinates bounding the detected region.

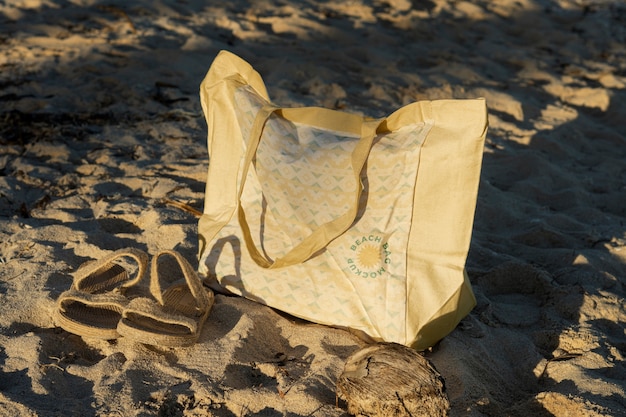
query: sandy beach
[{"left": 1, "top": 0, "right": 625, "bottom": 415}]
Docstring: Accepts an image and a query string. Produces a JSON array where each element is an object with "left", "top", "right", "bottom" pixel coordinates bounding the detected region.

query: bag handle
[{"left": 237, "top": 104, "right": 384, "bottom": 269}]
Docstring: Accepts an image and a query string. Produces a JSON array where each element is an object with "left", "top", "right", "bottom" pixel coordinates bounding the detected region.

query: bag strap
[{"left": 237, "top": 104, "right": 384, "bottom": 269}]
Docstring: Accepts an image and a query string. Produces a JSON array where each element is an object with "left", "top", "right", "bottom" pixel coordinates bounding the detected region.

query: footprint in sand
[{"left": 474, "top": 262, "right": 554, "bottom": 328}]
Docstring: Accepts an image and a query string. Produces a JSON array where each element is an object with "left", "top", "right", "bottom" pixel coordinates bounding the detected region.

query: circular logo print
[{"left": 346, "top": 234, "right": 391, "bottom": 278}]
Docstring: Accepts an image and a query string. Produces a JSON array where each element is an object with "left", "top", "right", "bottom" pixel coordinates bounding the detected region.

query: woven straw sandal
[
  {"left": 54, "top": 248, "right": 149, "bottom": 339},
  {"left": 117, "top": 250, "right": 214, "bottom": 347}
]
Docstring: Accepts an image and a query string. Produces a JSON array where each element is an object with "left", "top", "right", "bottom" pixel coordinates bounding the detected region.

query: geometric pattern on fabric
[{"left": 203, "top": 86, "right": 429, "bottom": 342}]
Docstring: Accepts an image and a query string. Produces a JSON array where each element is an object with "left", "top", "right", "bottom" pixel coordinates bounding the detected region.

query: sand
[{"left": 1, "top": 0, "right": 625, "bottom": 416}]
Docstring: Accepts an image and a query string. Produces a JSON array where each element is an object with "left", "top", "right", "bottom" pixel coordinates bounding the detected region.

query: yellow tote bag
[{"left": 198, "top": 51, "right": 487, "bottom": 349}]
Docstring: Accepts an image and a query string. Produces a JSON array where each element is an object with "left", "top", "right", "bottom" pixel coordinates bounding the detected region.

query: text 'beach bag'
[{"left": 198, "top": 51, "right": 487, "bottom": 349}]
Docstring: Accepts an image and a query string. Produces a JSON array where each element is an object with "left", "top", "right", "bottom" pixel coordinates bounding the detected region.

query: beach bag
[{"left": 198, "top": 50, "right": 487, "bottom": 349}]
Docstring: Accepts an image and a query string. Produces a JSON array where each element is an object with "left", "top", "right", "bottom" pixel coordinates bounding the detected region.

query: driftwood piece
[{"left": 337, "top": 343, "right": 450, "bottom": 417}]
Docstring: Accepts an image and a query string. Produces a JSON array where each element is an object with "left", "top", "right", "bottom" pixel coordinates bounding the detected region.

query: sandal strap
[
  {"left": 149, "top": 250, "right": 211, "bottom": 310},
  {"left": 73, "top": 248, "right": 149, "bottom": 291},
  {"left": 123, "top": 297, "right": 198, "bottom": 333},
  {"left": 57, "top": 287, "right": 128, "bottom": 311}
]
